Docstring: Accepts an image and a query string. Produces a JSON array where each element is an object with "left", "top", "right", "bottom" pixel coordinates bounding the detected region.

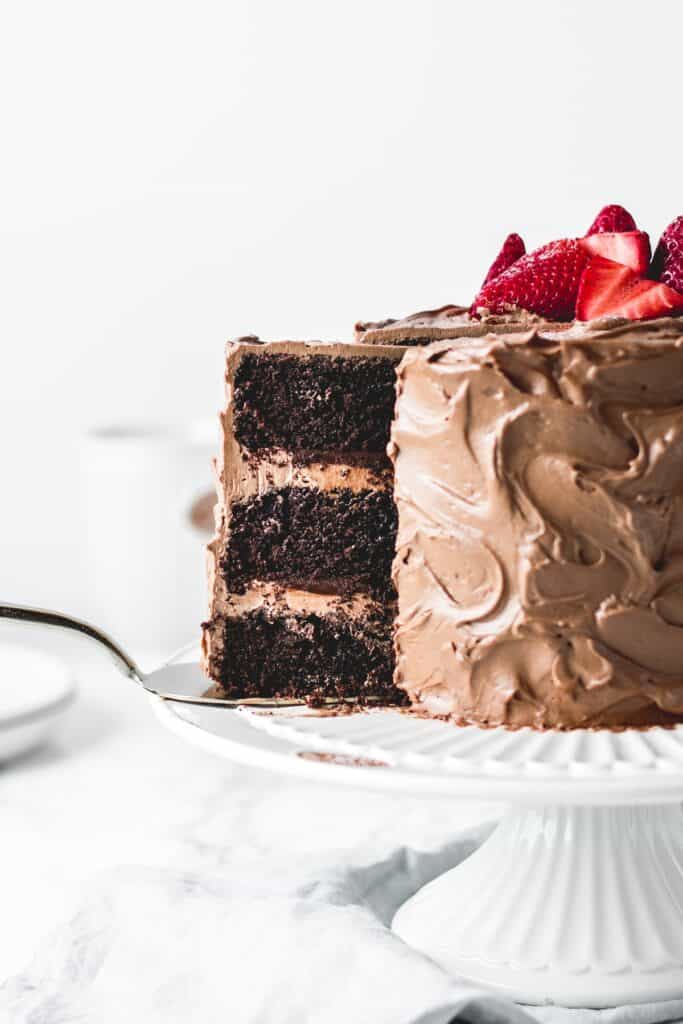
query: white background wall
[{"left": 2, "top": 0, "right": 682, "bottom": 617}]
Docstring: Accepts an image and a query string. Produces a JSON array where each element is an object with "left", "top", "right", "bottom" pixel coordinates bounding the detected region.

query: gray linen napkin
[{"left": 2, "top": 823, "right": 682, "bottom": 1024}]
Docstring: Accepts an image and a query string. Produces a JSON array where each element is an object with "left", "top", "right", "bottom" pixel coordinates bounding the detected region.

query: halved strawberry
[
  {"left": 481, "top": 233, "right": 526, "bottom": 288},
  {"left": 579, "top": 231, "right": 651, "bottom": 275},
  {"left": 576, "top": 258, "right": 636, "bottom": 319},
  {"left": 576, "top": 256, "right": 683, "bottom": 322},
  {"left": 651, "top": 216, "right": 683, "bottom": 293},
  {"left": 471, "top": 238, "right": 589, "bottom": 321},
  {"left": 586, "top": 204, "right": 637, "bottom": 235}
]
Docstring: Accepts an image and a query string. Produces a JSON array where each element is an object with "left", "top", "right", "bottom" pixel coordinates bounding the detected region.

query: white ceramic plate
[
  {"left": 0, "top": 642, "right": 75, "bottom": 761},
  {"left": 150, "top": 660, "right": 683, "bottom": 805}
]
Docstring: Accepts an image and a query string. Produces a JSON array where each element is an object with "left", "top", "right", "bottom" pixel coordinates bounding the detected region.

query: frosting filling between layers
[
  {"left": 390, "top": 316, "right": 683, "bottom": 729},
  {"left": 221, "top": 582, "right": 384, "bottom": 617}
]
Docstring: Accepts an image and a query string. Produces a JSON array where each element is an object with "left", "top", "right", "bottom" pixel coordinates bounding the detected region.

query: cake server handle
[{"left": 0, "top": 602, "right": 146, "bottom": 684}]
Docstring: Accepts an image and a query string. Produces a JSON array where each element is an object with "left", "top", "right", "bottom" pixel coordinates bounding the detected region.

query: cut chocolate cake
[
  {"left": 203, "top": 205, "right": 683, "bottom": 728},
  {"left": 201, "top": 338, "right": 410, "bottom": 704}
]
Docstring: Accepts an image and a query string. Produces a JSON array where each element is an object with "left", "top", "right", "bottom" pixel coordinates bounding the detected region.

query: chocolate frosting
[
  {"left": 390, "top": 316, "right": 683, "bottom": 728},
  {"left": 355, "top": 304, "right": 565, "bottom": 345}
]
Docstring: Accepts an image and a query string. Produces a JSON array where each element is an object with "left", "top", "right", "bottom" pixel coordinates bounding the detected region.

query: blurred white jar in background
[{"left": 80, "top": 421, "right": 216, "bottom": 659}]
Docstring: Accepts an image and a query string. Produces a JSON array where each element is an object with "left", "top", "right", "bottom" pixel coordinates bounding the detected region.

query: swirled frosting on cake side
[{"left": 390, "top": 317, "right": 683, "bottom": 728}]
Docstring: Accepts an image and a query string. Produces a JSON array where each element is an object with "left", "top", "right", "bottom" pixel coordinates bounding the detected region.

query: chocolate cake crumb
[
  {"left": 297, "top": 751, "right": 389, "bottom": 767},
  {"left": 214, "top": 608, "right": 407, "bottom": 704},
  {"left": 224, "top": 485, "right": 397, "bottom": 599},
  {"left": 233, "top": 353, "right": 398, "bottom": 453}
]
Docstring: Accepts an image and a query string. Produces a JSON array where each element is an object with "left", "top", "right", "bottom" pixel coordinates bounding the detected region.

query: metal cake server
[{"left": 0, "top": 603, "right": 371, "bottom": 709}]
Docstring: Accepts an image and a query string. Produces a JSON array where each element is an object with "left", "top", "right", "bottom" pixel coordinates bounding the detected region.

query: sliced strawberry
[
  {"left": 471, "top": 238, "right": 589, "bottom": 321},
  {"left": 481, "top": 233, "right": 526, "bottom": 288},
  {"left": 602, "top": 278, "right": 683, "bottom": 321},
  {"left": 651, "top": 216, "right": 683, "bottom": 293},
  {"left": 576, "top": 256, "right": 683, "bottom": 322},
  {"left": 576, "top": 258, "right": 637, "bottom": 319},
  {"left": 579, "top": 231, "right": 651, "bottom": 275},
  {"left": 586, "top": 204, "right": 637, "bottom": 235}
]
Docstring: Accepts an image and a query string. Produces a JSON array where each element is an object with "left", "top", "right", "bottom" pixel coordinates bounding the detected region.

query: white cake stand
[{"left": 152, "top": 659, "right": 683, "bottom": 1009}]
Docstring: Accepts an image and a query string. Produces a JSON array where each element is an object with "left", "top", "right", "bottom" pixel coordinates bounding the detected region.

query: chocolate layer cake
[
  {"left": 390, "top": 317, "right": 683, "bottom": 729},
  {"left": 202, "top": 204, "right": 683, "bottom": 727},
  {"left": 201, "top": 338, "right": 410, "bottom": 704}
]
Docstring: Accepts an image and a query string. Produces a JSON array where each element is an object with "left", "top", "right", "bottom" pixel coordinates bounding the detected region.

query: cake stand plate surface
[{"left": 151, "top": 661, "right": 683, "bottom": 1008}]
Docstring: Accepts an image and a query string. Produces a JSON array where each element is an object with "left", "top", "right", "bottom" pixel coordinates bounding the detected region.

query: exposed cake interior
[
  {"left": 201, "top": 339, "right": 408, "bottom": 704},
  {"left": 218, "top": 589, "right": 395, "bottom": 702},
  {"left": 233, "top": 352, "right": 398, "bottom": 453},
  {"left": 225, "top": 485, "right": 396, "bottom": 598}
]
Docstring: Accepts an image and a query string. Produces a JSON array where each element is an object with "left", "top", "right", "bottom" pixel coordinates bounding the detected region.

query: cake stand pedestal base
[{"left": 393, "top": 803, "right": 683, "bottom": 1007}]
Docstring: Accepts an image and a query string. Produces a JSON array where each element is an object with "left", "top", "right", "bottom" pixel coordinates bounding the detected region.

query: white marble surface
[{"left": 0, "top": 626, "right": 502, "bottom": 1017}]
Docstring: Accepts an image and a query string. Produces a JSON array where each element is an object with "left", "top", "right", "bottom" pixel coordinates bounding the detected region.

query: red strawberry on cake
[
  {"left": 480, "top": 233, "right": 526, "bottom": 287},
  {"left": 579, "top": 231, "right": 651, "bottom": 275},
  {"left": 576, "top": 256, "right": 683, "bottom": 321},
  {"left": 586, "top": 204, "right": 637, "bottom": 235},
  {"left": 651, "top": 216, "right": 683, "bottom": 294},
  {"left": 471, "top": 238, "right": 589, "bottom": 320}
]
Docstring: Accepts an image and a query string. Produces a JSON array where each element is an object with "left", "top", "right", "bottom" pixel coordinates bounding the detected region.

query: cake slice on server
[{"left": 200, "top": 337, "right": 409, "bottom": 705}]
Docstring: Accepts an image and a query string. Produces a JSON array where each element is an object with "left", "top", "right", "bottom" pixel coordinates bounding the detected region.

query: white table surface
[{"left": 0, "top": 624, "right": 500, "bottom": 987}]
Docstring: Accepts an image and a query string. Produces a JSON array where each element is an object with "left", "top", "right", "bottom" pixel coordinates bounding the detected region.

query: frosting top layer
[
  {"left": 390, "top": 316, "right": 683, "bottom": 728},
  {"left": 355, "top": 304, "right": 565, "bottom": 345}
]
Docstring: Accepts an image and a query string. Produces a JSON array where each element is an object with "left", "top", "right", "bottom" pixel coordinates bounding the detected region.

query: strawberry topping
[
  {"left": 576, "top": 256, "right": 683, "bottom": 322},
  {"left": 651, "top": 216, "right": 683, "bottom": 294},
  {"left": 471, "top": 239, "right": 589, "bottom": 321},
  {"left": 480, "top": 233, "right": 526, "bottom": 288},
  {"left": 579, "top": 231, "right": 651, "bottom": 275},
  {"left": 471, "top": 208, "right": 683, "bottom": 323},
  {"left": 586, "top": 204, "right": 637, "bottom": 235}
]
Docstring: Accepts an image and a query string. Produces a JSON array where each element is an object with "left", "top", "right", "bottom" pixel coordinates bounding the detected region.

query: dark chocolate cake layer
[
  {"left": 233, "top": 353, "right": 397, "bottom": 453},
  {"left": 211, "top": 607, "right": 406, "bottom": 704},
  {"left": 224, "top": 485, "right": 397, "bottom": 598}
]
